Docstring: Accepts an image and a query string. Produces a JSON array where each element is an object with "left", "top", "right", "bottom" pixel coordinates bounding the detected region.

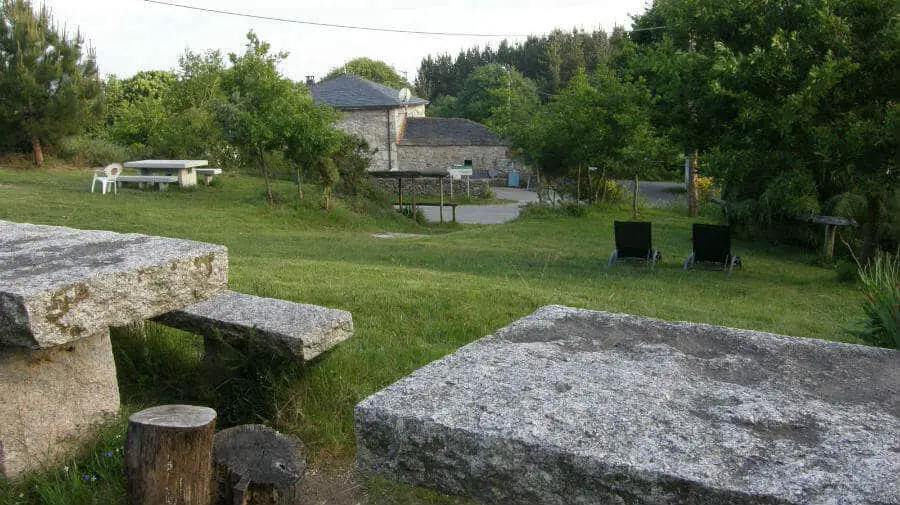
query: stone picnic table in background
[
  {"left": 0, "top": 220, "right": 228, "bottom": 478},
  {"left": 123, "top": 159, "right": 208, "bottom": 188},
  {"left": 356, "top": 305, "right": 900, "bottom": 505}
]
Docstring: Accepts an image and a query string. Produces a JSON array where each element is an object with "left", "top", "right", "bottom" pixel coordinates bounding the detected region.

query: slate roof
[
  {"left": 399, "top": 117, "right": 509, "bottom": 147},
  {"left": 310, "top": 74, "right": 428, "bottom": 109}
]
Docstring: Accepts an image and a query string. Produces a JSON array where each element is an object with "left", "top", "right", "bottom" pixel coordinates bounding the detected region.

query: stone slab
[
  {"left": 154, "top": 291, "right": 353, "bottom": 361},
  {"left": 0, "top": 220, "right": 228, "bottom": 349},
  {"left": 124, "top": 159, "right": 208, "bottom": 169},
  {"left": 0, "top": 330, "right": 120, "bottom": 478},
  {"left": 355, "top": 306, "right": 900, "bottom": 505}
]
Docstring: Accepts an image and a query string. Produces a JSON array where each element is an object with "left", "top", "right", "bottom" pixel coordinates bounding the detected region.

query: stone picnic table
[
  {"left": 0, "top": 220, "right": 228, "bottom": 478},
  {"left": 123, "top": 159, "right": 208, "bottom": 187},
  {"left": 356, "top": 306, "right": 900, "bottom": 505}
]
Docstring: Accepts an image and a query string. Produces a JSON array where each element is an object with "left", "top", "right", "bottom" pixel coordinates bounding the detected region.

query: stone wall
[
  {"left": 372, "top": 177, "right": 492, "bottom": 200},
  {"left": 397, "top": 145, "right": 514, "bottom": 173},
  {"left": 339, "top": 104, "right": 426, "bottom": 171}
]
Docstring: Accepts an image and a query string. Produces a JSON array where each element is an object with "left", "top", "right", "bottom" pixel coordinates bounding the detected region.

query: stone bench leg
[{"left": 0, "top": 330, "right": 120, "bottom": 478}]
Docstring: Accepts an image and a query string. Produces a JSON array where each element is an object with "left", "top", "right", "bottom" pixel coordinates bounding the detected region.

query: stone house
[{"left": 310, "top": 74, "right": 514, "bottom": 174}]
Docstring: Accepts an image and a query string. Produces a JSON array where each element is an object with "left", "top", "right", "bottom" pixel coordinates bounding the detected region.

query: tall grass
[{"left": 849, "top": 250, "right": 900, "bottom": 348}]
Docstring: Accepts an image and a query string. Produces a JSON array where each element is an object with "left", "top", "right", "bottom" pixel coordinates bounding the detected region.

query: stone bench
[
  {"left": 154, "top": 291, "right": 353, "bottom": 361},
  {"left": 356, "top": 306, "right": 900, "bottom": 505},
  {"left": 0, "top": 220, "right": 228, "bottom": 478},
  {"left": 117, "top": 175, "right": 179, "bottom": 190},
  {"left": 195, "top": 168, "right": 222, "bottom": 186}
]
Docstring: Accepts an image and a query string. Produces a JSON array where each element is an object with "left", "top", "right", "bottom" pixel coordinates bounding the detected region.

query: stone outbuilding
[
  {"left": 311, "top": 74, "right": 515, "bottom": 175},
  {"left": 398, "top": 117, "right": 512, "bottom": 175}
]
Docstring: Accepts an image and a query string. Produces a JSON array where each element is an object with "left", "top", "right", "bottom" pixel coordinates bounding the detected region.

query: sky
[{"left": 41, "top": 0, "right": 650, "bottom": 84}]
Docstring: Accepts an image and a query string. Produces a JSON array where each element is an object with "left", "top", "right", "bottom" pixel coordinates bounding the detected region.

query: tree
[
  {"left": 324, "top": 57, "right": 409, "bottom": 89},
  {"left": 217, "top": 32, "right": 342, "bottom": 206},
  {"left": 0, "top": 0, "right": 102, "bottom": 165},
  {"left": 217, "top": 32, "right": 303, "bottom": 204},
  {"left": 632, "top": 0, "right": 899, "bottom": 258},
  {"left": 506, "top": 67, "right": 659, "bottom": 201},
  {"left": 455, "top": 64, "right": 540, "bottom": 124}
]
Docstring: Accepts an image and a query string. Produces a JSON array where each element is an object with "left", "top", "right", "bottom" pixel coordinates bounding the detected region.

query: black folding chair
[
  {"left": 608, "top": 221, "right": 661, "bottom": 267},
  {"left": 683, "top": 223, "right": 741, "bottom": 275}
]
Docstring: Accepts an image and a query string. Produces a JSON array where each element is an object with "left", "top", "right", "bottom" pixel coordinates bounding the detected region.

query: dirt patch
[
  {"left": 0, "top": 184, "right": 16, "bottom": 189},
  {"left": 372, "top": 233, "right": 428, "bottom": 240},
  {"left": 298, "top": 464, "right": 363, "bottom": 505}
]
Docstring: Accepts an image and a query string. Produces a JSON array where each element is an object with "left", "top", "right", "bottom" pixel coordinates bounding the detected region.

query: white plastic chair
[{"left": 90, "top": 163, "right": 122, "bottom": 194}]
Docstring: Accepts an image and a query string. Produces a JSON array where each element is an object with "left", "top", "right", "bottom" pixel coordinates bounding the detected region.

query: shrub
[
  {"left": 57, "top": 135, "right": 129, "bottom": 167},
  {"left": 848, "top": 251, "right": 899, "bottom": 349},
  {"left": 695, "top": 175, "right": 719, "bottom": 202},
  {"left": 400, "top": 205, "right": 426, "bottom": 224},
  {"left": 561, "top": 202, "right": 589, "bottom": 217},
  {"left": 596, "top": 178, "right": 623, "bottom": 202}
]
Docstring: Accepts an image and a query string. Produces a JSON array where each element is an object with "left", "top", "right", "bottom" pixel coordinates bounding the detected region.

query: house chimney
[{"left": 305, "top": 75, "right": 315, "bottom": 87}]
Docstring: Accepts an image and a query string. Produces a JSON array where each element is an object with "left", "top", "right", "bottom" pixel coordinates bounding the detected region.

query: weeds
[{"left": 848, "top": 250, "right": 899, "bottom": 348}]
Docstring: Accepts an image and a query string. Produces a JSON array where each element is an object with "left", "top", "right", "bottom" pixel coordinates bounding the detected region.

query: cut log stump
[
  {"left": 125, "top": 404, "right": 217, "bottom": 505},
  {"left": 213, "top": 424, "right": 306, "bottom": 505}
]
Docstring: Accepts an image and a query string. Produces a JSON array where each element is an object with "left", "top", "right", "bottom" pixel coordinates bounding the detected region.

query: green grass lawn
[{"left": 0, "top": 165, "right": 863, "bottom": 504}]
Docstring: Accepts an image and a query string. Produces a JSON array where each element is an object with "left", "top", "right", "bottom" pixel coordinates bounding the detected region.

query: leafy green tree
[
  {"left": 333, "top": 134, "right": 371, "bottom": 196},
  {"left": 218, "top": 32, "right": 341, "bottom": 205},
  {"left": 0, "top": 0, "right": 102, "bottom": 165},
  {"left": 120, "top": 70, "right": 175, "bottom": 103},
  {"left": 324, "top": 57, "right": 409, "bottom": 89},
  {"left": 503, "top": 67, "right": 659, "bottom": 201},
  {"left": 455, "top": 64, "right": 540, "bottom": 124},
  {"left": 426, "top": 95, "right": 458, "bottom": 118},
  {"left": 633, "top": 0, "right": 899, "bottom": 258}
]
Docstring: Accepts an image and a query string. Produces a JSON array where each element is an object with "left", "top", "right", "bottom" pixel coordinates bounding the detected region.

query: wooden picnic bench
[{"left": 116, "top": 175, "right": 179, "bottom": 190}]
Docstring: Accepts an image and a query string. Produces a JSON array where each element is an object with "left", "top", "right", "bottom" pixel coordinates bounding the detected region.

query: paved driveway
[
  {"left": 418, "top": 187, "right": 539, "bottom": 224},
  {"left": 416, "top": 183, "right": 681, "bottom": 225}
]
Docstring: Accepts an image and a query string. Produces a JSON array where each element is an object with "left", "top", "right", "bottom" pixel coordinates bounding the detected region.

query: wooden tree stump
[
  {"left": 126, "top": 404, "right": 217, "bottom": 505},
  {"left": 213, "top": 424, "right": 306, "bottom": 505}
]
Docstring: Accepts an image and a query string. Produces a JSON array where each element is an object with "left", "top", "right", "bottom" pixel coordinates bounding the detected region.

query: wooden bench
[
  {"left": 195, "top": 168, "right": 222, "bottom": 185},
  {"left": 154, "top": 291, "right": 353, "bottom": 361},
  {"left": 116, "top": 175, "right": 179, "bottom": 190},
  {"left": 395, "top": 202, "right": 458, "bottom": 223}
]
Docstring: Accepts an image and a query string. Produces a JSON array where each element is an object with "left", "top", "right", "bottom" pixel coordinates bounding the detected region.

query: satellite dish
[{"left": 398, "top": 88, "right": 412, "bottom": 105}]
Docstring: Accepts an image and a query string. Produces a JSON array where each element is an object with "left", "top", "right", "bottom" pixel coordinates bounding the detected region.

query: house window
[{"left": 464, "top": 160, "right": 473, "bottom": 167}]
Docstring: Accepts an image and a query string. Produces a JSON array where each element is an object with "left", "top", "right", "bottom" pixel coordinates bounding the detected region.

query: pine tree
[{"left": 0, "top": 0, "right": 101, "bottom": 166}]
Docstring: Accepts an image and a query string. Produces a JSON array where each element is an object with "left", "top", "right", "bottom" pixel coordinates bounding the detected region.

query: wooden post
[
  {"left": 213, "top": 424, "right": 306, "bottom": 505},
  {"left": 632, "top": 174, "right": 638, "bottom": 218},
  {"left": 412, "top": 179, "right": 417, "bottom": 215},
  {"left": 824, "top": 224, "right": 836, "bottom": 258},
  {"left": 398, "top": 178, "right": 402, "bottom": 209},
  {"left": 439, "top": 177, "right": 444, "bottom": 223},
  {"left": 688, "top": 149, "right": 699, "bottom": 218},
  {"left": 126, "top": 405, "right": 217, "bottom": 505},
  {"left": 452, "top": 205, "right": 457, "bottom": 223},
  {"left": 577, "top": 164, "right": 582, "bottom": 203}
]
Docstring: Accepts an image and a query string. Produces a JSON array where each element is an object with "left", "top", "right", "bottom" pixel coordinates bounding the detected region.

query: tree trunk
[
  {"left": 632, "top": 174, "right": 639, "bottom": 218},
  {"left": 688, "top": 149, "right": 699, "bottom": 217},
  {"left": 577, "top": 163, "right": 582, "bottom": 203},
  {"left": 31, "top": 137, "right": 43, "bottom": 167},
  {"left": 860, "top": 194, "right": 881, "bottom": 264},
  {"left": 213, "top": 424, "right": 305, "bottom": 505},
  {"left": 258, "top": 148, "right": 274, "bottom": 206},
  {"left": 295, "top": 167, "right": 303, "bottom": 200},
  {"left": 125, "top": 405, "right": 217, "bottom": 505}
]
